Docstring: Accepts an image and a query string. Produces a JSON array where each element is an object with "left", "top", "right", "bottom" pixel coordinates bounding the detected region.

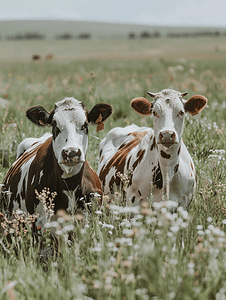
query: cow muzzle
[
  {"left": 61, "top": 148, "right": 85, "bottom": 165},
  {"left": 158, "top": 130, "right": 176, "bottom": 148}
]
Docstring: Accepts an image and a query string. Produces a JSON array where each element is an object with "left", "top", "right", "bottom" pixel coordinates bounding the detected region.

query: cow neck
[
  {"left": 52, "top": 146, "right": 84, "bottom": 191},
  {"left": 62, "top": 163, "right": 84, "bottom": 192},
  {"left": 157, "top": 140, "right": 181, "bottom": 191}
]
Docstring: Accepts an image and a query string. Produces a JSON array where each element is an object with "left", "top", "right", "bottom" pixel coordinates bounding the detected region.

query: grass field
[{"left": 1, "top": 37, "right": 226, "bottom": 299}]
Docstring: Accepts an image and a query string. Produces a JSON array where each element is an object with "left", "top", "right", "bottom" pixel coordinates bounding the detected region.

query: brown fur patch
[
  {"left": 128, "top": 150, "right": 146, "bottom": 186},
  {"left": 99, "top": 132, "right": 146, "bottom": 189},
  {"left": 131, "top": 97, "right": 152, "bottom": 116},
  {"left": 178, "top": 146, "right": 181, "bottom": 155},
  {"left": 184, "top": 95, "right": 207, "bottom": 116},
  {"left": 152, "top": 163, "right": 163, "bottom": 190},
  {"left": 127, "top": 156, "right": 132, "bottom": 170},
  {"left": 150, "top": 137, "right": 156, "bottom": 151},
  {"left": 191, "top": 162, "right": 194, "bottom": 171},
  {"left": 174, "top": 164, "right": 179, "bottom": 174},
  {"left": 160, "top": 150, "right": 171, "bottom": 159},
  {"left": 2, "top": 136, "right": 103, "bottom": 216},
  {"left": 128, "top": 131, "right": 148, "bottom": 139}
]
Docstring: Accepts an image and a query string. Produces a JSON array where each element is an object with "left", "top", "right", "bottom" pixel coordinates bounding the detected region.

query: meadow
[{"left": 1, "top": 37, "right": 226, "bottom": 299}]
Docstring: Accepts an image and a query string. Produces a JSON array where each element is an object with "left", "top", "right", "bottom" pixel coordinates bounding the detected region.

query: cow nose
[
  {"left": 159, "top": 131, "right": 176, "bottom": 144},
  {"left": 62, "top": 148, "right": 81, "bottom": 160}
]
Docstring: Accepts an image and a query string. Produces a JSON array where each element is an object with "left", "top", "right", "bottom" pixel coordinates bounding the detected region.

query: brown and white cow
[
  {"left": 1, "top": 97, "right": 112, "bottom": 229},
  {"left": 97, "top": 89, "right": 207, "bottom": 210}
]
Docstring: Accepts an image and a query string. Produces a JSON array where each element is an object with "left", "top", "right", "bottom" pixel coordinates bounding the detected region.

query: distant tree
[
  {"left": 55, "top": 33, "right": 73, "bottom": 40},
  {"left": 78, "top": 33, "right": 91, "bottom": 39},
  {"left": 5, "top": 32, "right": 45, "bottom": 40},
  {"left": 140, "top": 31, "right": 160, "bottom": 39},
  {"left": 140, "top": 31, "right": 152, "bottom": 39},
  {"left": 153, "top": 31, "right": 160, "bottom": 38},
  {"left": 167, "top": 30, "right": 222, "bottom": 38}
]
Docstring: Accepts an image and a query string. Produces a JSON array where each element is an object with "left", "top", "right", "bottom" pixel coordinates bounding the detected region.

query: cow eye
[
  {"left": 153, "top": 111, "right": 159, "bottom": 117},
  {"left": 81, "top": 123, "right": 88, "bottom": 134},
  {"left": 178, "top": 110, "right": 185, "bottom": 116}
]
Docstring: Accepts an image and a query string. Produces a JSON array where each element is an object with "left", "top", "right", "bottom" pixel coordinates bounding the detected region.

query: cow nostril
[
  {"left": 75, "top": 149, "right": 81, "bottom": 158},
  {"left": 68, "top": 149, "right": 81, "bottom": 159},
  {"left": 62, "top": 149, "right": 67, "bottom": 158},
  {"left": 62, "top": 148, "right": 82, "bottom": 160}
]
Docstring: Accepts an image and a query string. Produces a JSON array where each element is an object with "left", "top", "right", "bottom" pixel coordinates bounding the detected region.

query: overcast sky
[{"left": 1, "top": 0, "right": 226, "bottom": 27}]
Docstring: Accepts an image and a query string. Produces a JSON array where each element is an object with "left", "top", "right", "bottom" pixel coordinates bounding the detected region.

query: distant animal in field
[
  {"left": 45, "top": 54, "right": 53, "bottom": 60},
  {"left": 1, "top": 97, "right": 112, "bottom": 230},
  {"left": 32, "top": 54, "right": 41, "bottom": 60},
  {"left": 98, "top": 89, "right": 207, "bottom": 210}
]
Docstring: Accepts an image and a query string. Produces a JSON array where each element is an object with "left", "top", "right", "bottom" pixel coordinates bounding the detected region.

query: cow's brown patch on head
[
  {"left": 150, "top": 137, "right": 156, "bottom": 151},
  {"left": 191, "top": 162, "right": 194, "bottom": 171},
  {"left": 152, "top": 163, "right": 163, "bottom": 190},
  {"left": 178, "top": 146, "right": 181, "bottom": 155},
  {"left": 160, "top": 150, "right": 171, "bottom": 159},
  {"left": 174, "top": 164, "right": 179, "bottom": 174},
  {"left": 191, "top": 173, "right": 193, "bottom": 177}
]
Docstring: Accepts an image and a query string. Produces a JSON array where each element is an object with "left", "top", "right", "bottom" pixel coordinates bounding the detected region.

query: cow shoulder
[
  {"left": 81, "top": 160, "right": 103, "bottom": 204},
  {"left": 26, "top": 137, "right": 57, "bottom": 213}
]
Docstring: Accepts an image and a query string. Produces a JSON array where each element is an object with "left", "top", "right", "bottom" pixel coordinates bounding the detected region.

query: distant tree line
[
  {"left": 3, "top": 30, "right": 226, "bottom": 41},
  {"left": 128, "top": 31, "right": 161, "bottom": 39},
  {"left": 6, "top": 32, "right": 45, "bottom": 40},
  {"left": 4, "top": 32, "right": 92, "bottom": 41},
  {"left": 55, "top": 33, "right": 91, "bottom": 40},
  {"left": 167, "top": 30, "right": 225, "bottom": 38}
]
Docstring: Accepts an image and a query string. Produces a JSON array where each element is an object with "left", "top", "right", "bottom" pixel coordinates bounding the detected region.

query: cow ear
[
  {"left": 184, "top": 95, "right": 207, "bottom": 116},
  {"left": 87, "top": 103, "right": 113, "bottom": 132},
  {"left": 26, "top": 105, "right": 51, "bottom": 126},
  {"left": 131, "top": 97, "right": 153, "bottom": 116}
]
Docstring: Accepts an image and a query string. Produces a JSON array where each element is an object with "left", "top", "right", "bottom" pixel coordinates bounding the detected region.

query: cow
[
  {"left": 45, "top": 54, "right": 53, "bottom": 60},
  {"left": 32, "top": 55, "right": 41, "bottom": 61},
  {"left": 97, "top": 89, "right": 207, "bottom": 210},
  {"left": 1, "top": 97, "right": 112, "bottom": 230}
]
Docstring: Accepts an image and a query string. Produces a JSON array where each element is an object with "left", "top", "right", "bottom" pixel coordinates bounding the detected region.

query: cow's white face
[
  {"left": 26, "top": 97, "right": 113, "bottom": 177},
  {"left": 131, "top": 88, "right": 207, "bottom": 151},
  {"left": 151, "top": 90, "right": 186, "bottom": 149},
  {"left": 51, "top": 98, "right": 89, "bottom": 174}
]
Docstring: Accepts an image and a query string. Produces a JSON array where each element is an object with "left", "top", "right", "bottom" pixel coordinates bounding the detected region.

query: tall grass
[{"left": 1, "top": 54, "right": 226, "bottom": 299}]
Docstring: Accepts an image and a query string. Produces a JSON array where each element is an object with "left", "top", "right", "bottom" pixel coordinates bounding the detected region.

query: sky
[{"left": 1, "top": 0, "right": 226, "bottom": 27}]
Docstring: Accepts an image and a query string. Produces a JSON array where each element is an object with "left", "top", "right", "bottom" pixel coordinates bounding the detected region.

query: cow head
[
  {"left": 26, "top": 98, "right": 112, "bottom": 175},
  {"left": 131, "top": 89, "right": 207, "bottom": 150}
]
